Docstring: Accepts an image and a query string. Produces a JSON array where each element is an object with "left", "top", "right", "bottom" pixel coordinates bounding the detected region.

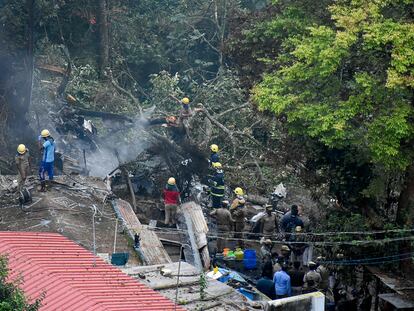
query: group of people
[
  {"left": 15, "top": 129, "right": 55, "bottom": 192},
  {"left": 157, "top": 100, "right": 329, "bottom": 302},
  {"left": 257, "top": 256, "right": 330, "bottom": 300}
]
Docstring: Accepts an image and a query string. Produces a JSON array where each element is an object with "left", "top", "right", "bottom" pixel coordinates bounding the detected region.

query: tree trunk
[
  {"left": 396, "top": 162, "right": 414, "bottom": 273},
  {"left": 97, "top": 0, "right": 109, "bottom": 77},
  {"left": 397, "top": 163, "right": 414, "bottom": 227}
]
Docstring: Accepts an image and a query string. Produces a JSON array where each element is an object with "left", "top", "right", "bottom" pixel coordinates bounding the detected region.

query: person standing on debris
[
  {"left": 38, "top": 129, "right": 55, "bottom": 191},
  {"left": 209, "top": 144, "right": 220, "bottom": 166},
  {"left": 179, "top": 97, "right": 192, "bottom": 120},
  {"left": 273, "top": 264, "right": 292, "bottom": 298},
  {"left": 163, "top": 177, "right": 181, "bottom": 227},
  {"left": 209, "top": 200, "right": 234, "bottom": 252},
  {"left": 257, "top": 261, "right": 276, "bottom": 299},
  {"left": 288, "top": 261, "right": 305, "bottom": 296},
  {"left": 209, "top": 162, "right": 225, "bottom": 209},
  {"left": 303, "top": 261, "right": 322, "bottom": 293},
  {"left": 230, "top": 187, "right": 245, "bottom": 210},
  {"left": 280, "top": 205, "right": 304, "bottom": 233},
  {"left": 316, "top": 257, "right": 330, "bottom": 293},
  {"left": 15, "top": 144, "right": 31, "bottom": 191},
  {"left": 231, "top": 196, "right": 246, "bottom": 248},
  {"left": 259, "top": 205, "right": 279, "bottom": 238}
]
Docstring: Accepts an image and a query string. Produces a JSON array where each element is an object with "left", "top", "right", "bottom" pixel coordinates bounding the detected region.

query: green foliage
[
  {"left": 199, "top": 273, "right": 207, "bottom": 300},
  {"left": 323, "top": 212, "right": 368, "bottom": 232},
  {"left": 66, "top": 64, "right": 100, "bottom": 103},
  {"left": 149, "top": 71, "right": 184, "bottom": 113},
  {"left": 0, "top": 257, "right": 42, "bottom": 311},
  {"left": 253, "top": 0, "right": 414, "bottom": 170}
]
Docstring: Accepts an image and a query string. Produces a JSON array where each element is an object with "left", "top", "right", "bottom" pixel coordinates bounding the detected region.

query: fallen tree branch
[
  {"left": 194, "top": 104, "right": 237, "bottom": 157},
  {"left": 109, "top": 70, "right": 143, "bottom": 116},
  {"left": 216, "top": 102, "right": 250, "bottom": 119}
]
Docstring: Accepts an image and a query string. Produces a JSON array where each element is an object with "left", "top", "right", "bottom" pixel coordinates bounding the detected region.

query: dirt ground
[{"left": 0, "top": 175, "right": 139, "bottom": 264}]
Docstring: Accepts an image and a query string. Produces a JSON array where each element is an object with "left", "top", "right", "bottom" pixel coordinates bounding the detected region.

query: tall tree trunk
[
  {"left": 396, "top": 162, "right": 414, "bottom": 273},
  {"left": 97, "top": 0, "right": 109, "bottom": 77}
]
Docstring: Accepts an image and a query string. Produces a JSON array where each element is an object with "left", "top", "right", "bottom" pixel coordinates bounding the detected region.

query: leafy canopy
[{"left": 253, "top": 0, "right": 414, "bottom": 169}]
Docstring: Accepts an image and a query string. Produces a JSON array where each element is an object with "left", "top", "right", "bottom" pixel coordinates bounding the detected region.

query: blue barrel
[{"left": 243, "top": 249, "right": 257, "bottom": 270}]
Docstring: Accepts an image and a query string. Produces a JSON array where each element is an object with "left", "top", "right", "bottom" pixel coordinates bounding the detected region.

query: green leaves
[{"left": 253, "top": 0, "right": 414, "bottom": 170}]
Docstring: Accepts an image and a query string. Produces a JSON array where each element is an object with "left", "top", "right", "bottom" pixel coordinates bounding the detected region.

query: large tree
[{"left": 253, "top": 0, "right": 414, "bottom": 226}]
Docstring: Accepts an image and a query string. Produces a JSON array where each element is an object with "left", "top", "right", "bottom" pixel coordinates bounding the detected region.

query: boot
[{"left": 40, "top": 181, "right": 46, "bottom": 192}]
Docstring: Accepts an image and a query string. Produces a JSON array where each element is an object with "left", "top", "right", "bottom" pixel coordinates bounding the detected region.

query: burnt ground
[{"left": 0, "top": 175, "right": 140, "bottom": 264}]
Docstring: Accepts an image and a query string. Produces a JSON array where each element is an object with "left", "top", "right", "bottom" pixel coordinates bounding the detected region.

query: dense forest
[{"left": 0, "top": 0, "right": 413, "bottom": 308}]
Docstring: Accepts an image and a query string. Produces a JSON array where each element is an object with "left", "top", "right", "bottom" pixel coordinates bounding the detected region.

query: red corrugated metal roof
[{"left": 0, "top": 231, "right": 185, "bottom": 311}]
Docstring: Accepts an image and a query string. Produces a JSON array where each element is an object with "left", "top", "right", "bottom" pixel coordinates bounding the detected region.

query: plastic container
[
  {"left": 243, "top": 249, "right": 257, "bottom": 270},
  {"left": 235, "top": 248, "right": 244, "bottom": 261},
  {"left": 226, "top": 250, "right": 235, "bottom": 258},
  {"left": 111, "top": 252, "right": 129, "bottom": 266},
  {"left": 223, "top": 248, "right": 230, "bottom": 256}
]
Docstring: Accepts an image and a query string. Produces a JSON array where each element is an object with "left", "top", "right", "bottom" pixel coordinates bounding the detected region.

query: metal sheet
[{"left": 112, "top": 199, "right": 172, "bottom": 265}]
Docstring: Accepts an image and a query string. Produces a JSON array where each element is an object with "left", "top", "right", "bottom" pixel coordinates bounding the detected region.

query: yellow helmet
[
  {"left": 181, "top": 97, "right": 190, "bottom": 105},
  {"left": 212, "top": 162, "right": 222, "bottom": 169},
  {"left": 17, "top": 144, "right": 26, "bottom": 154},
  {"left": 210, "top": 144, "right": 219, "bottom": 153},
  {"left": 234, "top": 187, "right": 244, "bottom": 196},
  {"left": 41, "top": 129, "right": 50, "bottom": 138},
  {"left": 167, "top": 177, "right": 176, "bottom": 185}
]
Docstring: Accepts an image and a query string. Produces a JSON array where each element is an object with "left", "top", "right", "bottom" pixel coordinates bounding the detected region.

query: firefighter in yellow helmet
[
  {"left": 15, "top": 144, "right": 31, "bottom": 191},
  {"left": 209, "top": 162, "right": 225, "bottom": 209},
  {"left": 230, "top": 187, "right": 245, "bottom": 210},
  {"left": 209, "top": 144, "right": 220, "bottom": 166},
  {"left": 179, "top": 97, "right": 192, "bottom": 120},
  {"left": 38, "top": 129, "right": 55, "bottom": 191},
  {"left": 230, "top": 188, "right": 246, "bottom": 248},
  {"left": 163, "top": 177, "right": 181, "bottom": 227}
]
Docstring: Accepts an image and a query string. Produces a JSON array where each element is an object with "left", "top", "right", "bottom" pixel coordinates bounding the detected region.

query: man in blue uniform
[{"left": 38, "top": 129, "right": 55, "bottom": 191}]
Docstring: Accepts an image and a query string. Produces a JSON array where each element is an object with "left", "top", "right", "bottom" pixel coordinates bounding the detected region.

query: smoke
[
  {"left": 28, "top": 84, "right": 156, "bottom": 177},
  {"left": 85, "top": 114, "right": 152, "bottom": 177}
]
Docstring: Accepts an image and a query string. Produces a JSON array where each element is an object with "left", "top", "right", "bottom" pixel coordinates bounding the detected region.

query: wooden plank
[{"left": 111, "top": 199, "right": 171, "bottom": 265}]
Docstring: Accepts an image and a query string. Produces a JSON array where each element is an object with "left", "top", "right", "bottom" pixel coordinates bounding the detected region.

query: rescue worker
[
  {"left": 259, "top": 204, "right": 279, "bottom": 238},
  {"left": 303, "top": 261, "right": 322, "bottom": 293},
  {"left": 289, "top": 226, "right": 307, "bottom": 265},
  {"left": 15, "top": 144, "right": 31, "bottom": 191},
  {"left": 288, "top": 261, "right": 305, "bottom": 296},
  {"left": 230, "top": 187, "right": 245, "bottom": 210},
  {"left": 209, "top": 162, "right": 225, "bottom": 208},
  {"left": 210, "top": 200, "right": 234, "bottom": 252},
  {"left": 279, "top": 245, "right": 291, "bottom": 265},
  {"left": 280, "top": 205, "right": 304, "bottom": 233},
  {"left": 38, "top": 129, "right": 55, "bottom": 191},
  {"left": 179, "top": 97, "right": 192, "bottom": 120},
  {"left": 257, "top": 261, "right": 276, "bottom": 299},
  {"left": 273, "top": 264, "right": 292, "bottom": 298},
  {"left": 163, "top": 177, "right": 181, "bottom": 227},
  {"left": 209, "top": 144, "right": 220, "bottom": 165},
  {"left": 231, "top": 196, "right": 246, "bottom": 248},
  {"left": 316, "top": 256, "right": 330, "bottom": 292},
  {"left": 260, "top": 238, "right": 274, "bottom": 261}
]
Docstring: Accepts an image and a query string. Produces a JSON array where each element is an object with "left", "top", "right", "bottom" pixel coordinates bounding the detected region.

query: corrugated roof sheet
[{"left": 0, "top": 231, "right": 184, "bottom": 311}]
